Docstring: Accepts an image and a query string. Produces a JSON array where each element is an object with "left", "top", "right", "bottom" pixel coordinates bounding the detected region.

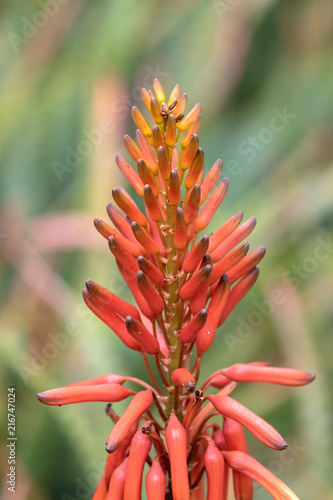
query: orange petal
[
  {"left": 222, "top": 364, "right": 316, "bottom": 386},
  {"left": 223, "top": 451, "right": 300, "bottom": 500},
  {"left": 123, "top": 427, "right": 152, "bottom": 500},
  {"left": 204, "top": 441, "right": 225, "bottom": 500},
  {"left": 195, "top": 178, "right": 229, "bottom": 233},
  {"left": 112, "top": 187, "right": 147, "bottom": 228},
  {"left": 146, "top": 459, "right": 167, "bottom": 500},
  {"left": 211, "top": 218, "right": 256, "bottom": 263},
  {"left": 183, "top": 236, "right": 210, "bottom": 274},
  {"left": 92, "top": 473, "right": 107, "bottom": 500},
  {"left": 171, "top": 368, "right": 196, "bottom": 392},
  {"left": 125, "top": 316, "right": 160, "bottom": 355},
  {"left": 115, "top": 154, "right": 144, "bottom": 197},
  {"left": 131, "top": 106, "right": 152, "bottom": 138},
  {"left": 169, "top": 169, "right": 182, "bottom": 205},
  {"left": 107, "top": 458, "right": 128, "bottom": 500},
  {"left": 37, "top": 384, "right": 135, "bottom": 406},
  {"left": 165, "top": 412, "right": 190, "bottom": 500},
  {"left": 179, "top": 265, "right": 212, "bottom": 301},
  {"left": 223, "top": 417, "right": 253, "bottom": 500},
  {"left": 85, "top": 279, "right": 141, "bottom": 321},
  {"left": 137, "top": 270, "right": 164, "bottom": 315},
  {"left": 179, "top": 309, "right": 207, "bottom": 344},
  {"left": 184, "top": 185, "right": 201, "bottom": 226},
  {"left": 174, "top": 208, "right": 187, "bottom": 250},
  {"left": 208, "top": 211, "right": 244, "bottom": 253},
  {"left": 207, "top": 395, "right": 287, "bottom": 450},
  {"left": 137, "top": 256, "right": 164, "bottom": 284},
  {"left": 106, "top": 390, "right": 153, "bottom": 453},
  {"left": 200, "top": 159, "right": 223, "bottom": 206}
]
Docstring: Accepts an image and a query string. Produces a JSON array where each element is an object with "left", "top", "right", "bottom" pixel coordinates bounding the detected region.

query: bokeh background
[{"left": 1, "top": 1, "right": 332, "bottom": 499}]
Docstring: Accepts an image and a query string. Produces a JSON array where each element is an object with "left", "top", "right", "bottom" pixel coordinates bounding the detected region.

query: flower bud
[
  {"left": 131, "top": 222, "right": 160, "bottom": 255},
  {"left": 181, "top": 134, "right": 199, "bottom": 170},
  {"left": 218, "top": 268, "right": 259, "bottom": 326},
  {"left": 165, "top": 412, "right": 190, "bottom": 500},
  {"left": 204, "top": 441, "right": 225, "bottom": 500},
  {"left": 208, "top": 395, "right": 287, "bottom": 450},
  {"left": 152, "top": 125, "right": 165, "bottom": 152},
  {"left": 106, "top": 390, "right": 153, "bottom": 453},
  {"left": 184, "top": 184, "right": 201, "bottom": 225},
  {"left": 83, "top": 287, "right": 141, "bottom": 351},
  {"left": 107, "top": 458, "right": 128, "bottom": 500},
  {"left": 223, "top": 451, "right": 300, "bottom": 500},
  {"left": 112, "top": 187, "right": 147, "bottom": 228},
  {"left": 157, "top": 146, "right": 171, "bottom": 180},
  {"left": 136, "top": 130, "right": 159, "bottom": 174},
  {"left": 94, "top": 218, "right": 144, "bottom": 257},
  {"left": 150, "top": 96, "right": 163, "bottom": 123},
  {"left": 167, "top": 84, "right": 181, "bottom": 108},
  {"left": 137, "top": 159, "right": 159, "bottom": 197},
  {"left": 173, "top": 93, "right": 187, "bottom": 118},
  {"left": 178, "top": 103, "right": 201, "bottom": 131},
  {"left": 169, "top": 170, "right": 182, "bottom": 205},
  {"left": 106, "top": 204, "right": 142, "bottom": 246},
  {"left": 195, "top": 178, "right": 229, "bottom": 232},
  {"left": 117, "top": 261, "right": 156, "bottom": 322},
  {"left": 184, "top": 148, "right": 204, "bottom": 189},
  {"left": 123, "top": 135, "right": 147, "bottom": 164},
  {"left": 131, "top": 106, "right": 152, "bottom": 138},
  {"left": 196, "top": 275, "right": 230, "bottom": 356},
  {"left": 126, "top": 316, "right": 160, "bottom": 355},
  {"left": 37, "top": 384, "right": 135, "bottom": 406},
  {"left": 179, "top": 265, "right": 212, "bottom": 301},
  {"left": 208, "top": 211, "right": 244, "bottom": 253},
  {"left": 174, "top": 208, "right": 187, "bottom": 250},
  {"left": 200, "top": 159, "right": 223, "bottom": 206},
  {"left": 183, "top": 235, "right": 209, "bottom": 274},
  {"left": 108, "top": 236, "right": 139, "bottom": 277},
  {"left": 227, "top": 246, "right": 266, "bottom": 284},
  {"left": 179, "top": 309, "right": 207, "bottom": 344},
  {"left": 141, "top": 88, "right": 153, "bottom": 110},
  {"left": 153, "top": 78, "right": 165, "bottom": 103},
  {"left": 166, "top": 114, "right": 177, "bottom": 146},
  {"left": 85, "top": 279, "right": 141, "bottom": 320},
  {"left": 221, "top": 364, "right": 316, "bottom": 386},
  {"left": 223, "top": 417, "right": 253, "bottom": 500},
  {"left": 137, "top": 270, "right": 164, "bottom": 315},
  {"left": 171, "top": 368, "right": 196, "bottom": 392},
  {"left": 208, "top": 242, "right": 249, "bottom": 286},
  {"left": 144, "top": 185, "right": 163, "bottom": 222},
  {"left": 123, "top": 427, "right": 152, "bottom": 500},
  {"left": 211, "top": 217, "right": 257, "bottom": 263},
  {"left": 137, "top": 256, "right": 164, "bottom": 284},
  {"left": 146, "top": 459, "right": 167, "bottom": 500},
  {"left": 181, "top": 114, "right": 202, "bottom": 148},
  {"left": 115, "top": 154, "right": 145, "bottom": 197}
]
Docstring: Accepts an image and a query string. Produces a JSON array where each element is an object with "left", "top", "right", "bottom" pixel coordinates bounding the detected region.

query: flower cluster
[{"left": 37, "top": 80, "right": 315, "bottom": 500}]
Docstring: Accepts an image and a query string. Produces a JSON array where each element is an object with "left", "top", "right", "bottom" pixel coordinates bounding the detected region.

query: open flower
[{"left": 37, "top": 79, "right": 315, "bottom": 499}]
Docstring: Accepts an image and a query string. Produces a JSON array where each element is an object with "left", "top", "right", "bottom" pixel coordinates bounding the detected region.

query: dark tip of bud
[
  {"left": 199, "top": 309, "right": 208, "bottom": 321},
  {"left": 137, "top": 270, "right": 145, "bottom": 281},
  {"left": 125, "top": 316, "right": 135, "bottom": 328},
  {"left": 168, "top": 100, "right": 177, "bottom": 111},
  {"left": 137, "top": 256, "right": 145, "bottom": 266},
  {"left": 176, "top": 113, "right": 184, "bottom": 122}
]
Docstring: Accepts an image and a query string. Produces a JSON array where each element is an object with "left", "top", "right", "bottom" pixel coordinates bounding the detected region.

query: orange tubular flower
[
  {"left": 223, "top": 451, "right": 301, "bottom": 500},
  {"left": 123, "top": 426, "right": 152, "bottom": 500},
  {"left": 37, "top": 384, "right": 135, "bottom": 406},
  {"left": 146, "top": 459, "right": 167, "bottom": 500},
  {"left": 38, "top": 79, "right": 314, "bottom": 500},
  {"left": 165, "top": 412, "right": 190, "bottom": 500},
  {"left": 208, "top": 395, "right": 287, "bottom": 450},
  {"left": 204, "top": 441, "right": 225, "bottom": 500},
  {"left": 106, "top": 390, "right": 153, "bottom": 453}
]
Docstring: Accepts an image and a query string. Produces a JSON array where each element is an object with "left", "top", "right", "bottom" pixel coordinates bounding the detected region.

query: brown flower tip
[
  {"left": 171, "top": 368, "right": 196, "bottom": 392},
  {"left": 223, "top": 451, "right": 301, "bottom": 500},
  {"left": 208, "top": 395, "right": 287, "bottom": 450},
  {"left": 125, "top": 316, "right": 160, "bottom": 355},
  {"left": 106, "top": 390, "right": 153, "bottom": 453}
]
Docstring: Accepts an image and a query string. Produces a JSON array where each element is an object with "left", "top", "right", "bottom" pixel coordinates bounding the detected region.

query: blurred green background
[{"left": 0, "top": 0, "right": 332, "bottom": 499}]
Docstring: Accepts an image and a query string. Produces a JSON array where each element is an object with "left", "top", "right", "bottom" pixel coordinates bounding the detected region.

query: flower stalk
[{"left": 37, "top": 79, "right": 315, "bottom": 499}]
